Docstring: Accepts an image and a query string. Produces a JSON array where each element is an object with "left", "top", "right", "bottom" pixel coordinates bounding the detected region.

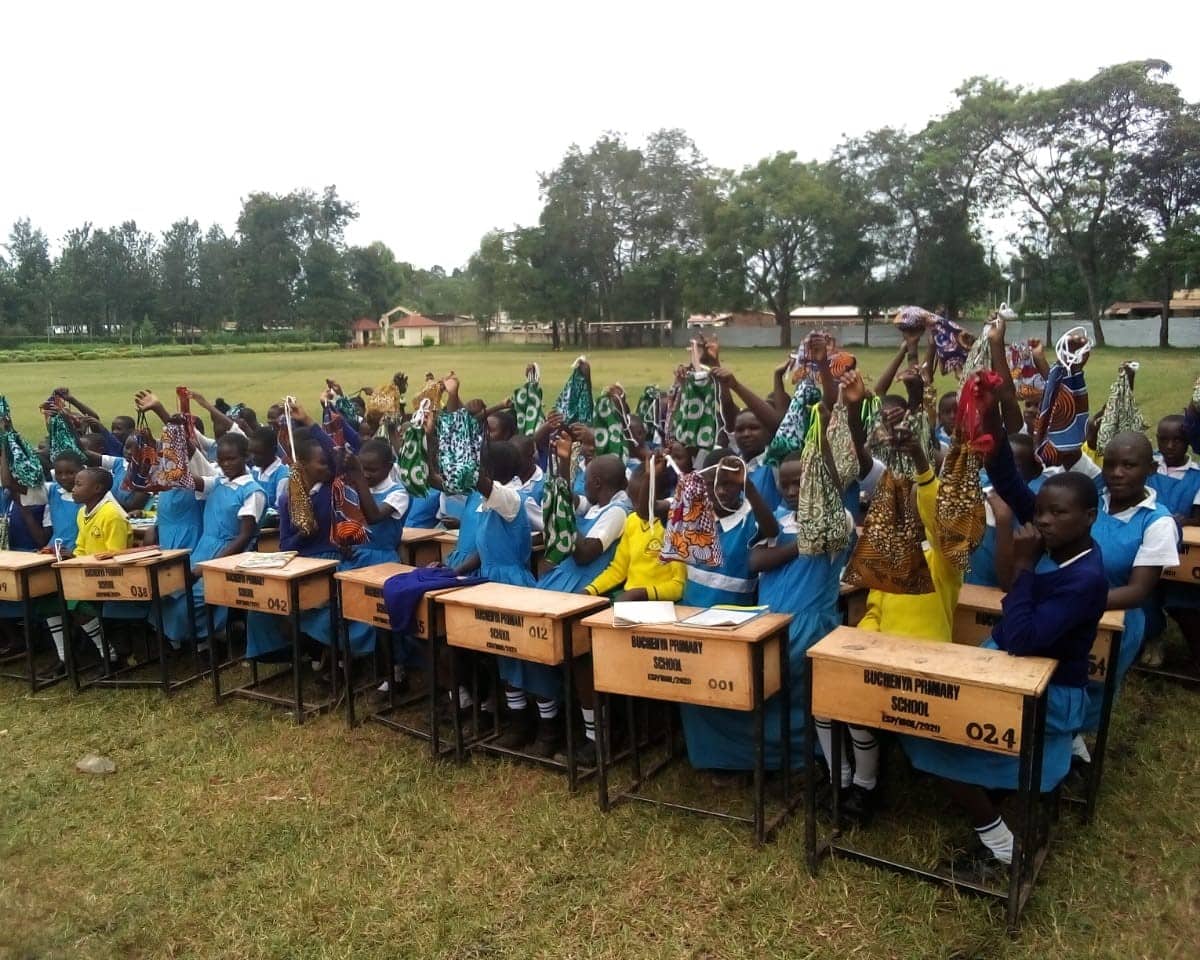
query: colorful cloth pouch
[
  {"left": 331, "top": 476, "right": 369, "bottom": 547},
  {"left": 365, "top": 374, "right": 404, "bottom": 419},
  {"left": 123, "top": 413, "right": 161, "bottom": 493},
  {"left": 931, "top": 315, "right": 976, "bottom": 375},
  {"left": 152, "top": 418, "right": 195, "bottom": 490},
  {"left": 592, "top": 394, "right": 628, "bottom": 457},
  {"left": 1007, "top": 341, "right": 1046, "bottom": 400},
  {"left": 669, "top": 372, "right": 721, "bottom": 451},
  {"left": 635, "top": 386, "right": 665, "bottom": 442},
  {"left": 47, "top": 412, "right": 82, "bottom": 460},
  {"left": 513, "top": 365, "right": 545, "bottom": 436},
  {"left": 436, "top": 408, "right": 483, "bottom": 495},
  {"left": 794, "top": 414, "right": 852, "bottom": 556},
  {"left": 893, "top": 305, "right": 936, "bottom": 332},
  {"left": 1095, "top": 364, "right": 1145, "bottom": 455},
  {"left": 1034, "top": 364, "right": 1089, "bottom": 466},
  {"left": 843, "top": 460, "right": 933, "bottom": 595},
  {"left": 541, "top": 456, "right": 576, "bottom": 566},
  {"left": 282, "top": 399, "right": 316, "bottom": 536},
  {"left": 322, "top": 405, "right": 347, "bottom": 448},
  {"left": 0, "top": 395, "right": 46, "bottom": 489},
  {"left": 660, "top": 471, "right": 723, "bottom": 567},
  {"left": 554, "top": 358, "right": 594, "bottom": 425},
  {"left": 826, "top": 390, "right": 859, "bottom": 492},
  {"left": 935, "top": 370, "right": 1001, "bottom": 571},
  {"left": 766, "top": 379, "right": 821, "bottom": 467},
  {"left": 396, "top": 414, "right": 430, "bottom": 498}
]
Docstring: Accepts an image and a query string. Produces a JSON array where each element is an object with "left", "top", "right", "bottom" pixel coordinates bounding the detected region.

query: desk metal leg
[
  {"left": 830, "top": 720, "right": 844, "bottom": 839},
  {"left": 596, "top": 691, "right": 611, "bottom": 813},
  {"left": 1086, "top": 630, "right": 1122, "bottom": 824},
  {"left": 752, "top": 642, "right": 766, "bottom": 844},
  {"left": 804, "top": 668, "right": 818, "bottom": 875},
  {"left": 778, "top": 629, "right": 791, "bottom": 808},
  {"left": 208, "top": 600, "right": 221, "bottom": 704},
  {"left": 57, "top": 571, "right": 79, "bottom": 691},
  {"left": 151, "top": 565, "right": 170, "bottom": 694},
  {"left": 340, "top": 609, "right": 355, "bottom": 728},
  {"left": 427, "top": 629, "right": 441, "bottom": 760},
  {"left": 21, "top": 579, "right": 38, "bottom": 692},
  {"left": 289, "top": 581, "right": 304, "bottom": 725},
  {"left": 563, "top": 620, "right": 577, "bottom": 792}
]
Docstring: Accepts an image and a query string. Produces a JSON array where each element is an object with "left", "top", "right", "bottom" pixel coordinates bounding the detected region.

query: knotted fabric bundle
[
  {"left": 554, "top": 357, "right": 594, "bottom": 425},
  {"left": 436, "top": 408, "right": 483, "bottom": 495},
  {"left": 669, "top": 372, "right": 722, "bottom": 452},
  {"left": 541, "top": 454, "right": 576, "bottom": 566},
  {"left": 512, "top": 364, "right": 545, "bottom": 436},
  {"left": 592, "top": 394, "right": 629, "bottom": 458},
  {"left": 660, "top": 471, "right": 723, "bottom": 568},
  {"left": 794, "top": 414, "right": 852, "bottom": 556},
  {"left": 765, "top": 379, "right": 821, "bottom": 467},
  {"left": 843, "top": 451, "right": 933, "bottom": 594},
  {"left": 1095, "top": 364, "right": 1146, "bottom": 456}
]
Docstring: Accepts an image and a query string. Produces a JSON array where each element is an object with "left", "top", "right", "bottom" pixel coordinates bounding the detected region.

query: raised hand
[
  {"left": 1011, "top": 522, "right": 1044, "bottom": 573},
  {"left": 839, "top": 370, "right": 866, "bottom": 405}
]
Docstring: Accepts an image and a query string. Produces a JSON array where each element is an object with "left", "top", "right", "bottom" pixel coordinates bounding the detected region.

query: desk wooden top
[
  {"left": 440, "top": 582, "right": 607, "bottom": 620},
  {"left": 335, "top": 561, "right": 415, "bottom": 584},
  {"left": 808, "top": 626, "right": 1055, "bottom": 697},
  {"left": 0, "top": 551, "right": 58, "bottom": 571},
  {"left": 401, "top": 527, "right": 444, "bottom": 544},
  {"left": 839, "top": 581, "right": 867, "bottom": 596},
  {"left": 956, "top": 583, "right": 1125, "bottom": 633},
  {"left": 582, "top": 607, "right": 792, "bottom": 644},
  {"left": 195, "top": 553, "right": 339, "bottom": 580},
  {"left": 1180, "top": 527, "right": 1200, "bottom": 547},
  {"left": 433, "top": 530, "right": 458, "bottom": 545},
  {"left": 55, "top": 548, "right": 190, "bottom": 569}
]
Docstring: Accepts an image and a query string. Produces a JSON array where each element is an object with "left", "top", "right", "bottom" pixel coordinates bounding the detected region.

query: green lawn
[{"left": 1, "top": 344, "right": 1199, "bottom": 959}]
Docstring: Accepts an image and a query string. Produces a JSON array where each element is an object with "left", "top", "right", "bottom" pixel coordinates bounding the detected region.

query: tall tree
[
  {"left": 196, "top": 225, "right": 238, "bottom": 333},
  {"left": 4, "top": 219, "right": 54, "bottom": 334},
  {"left": 157, "top": 219, "right": 202, "bottom": 338}
]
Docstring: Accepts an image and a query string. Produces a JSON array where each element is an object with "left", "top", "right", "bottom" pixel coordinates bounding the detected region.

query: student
[
  {"left": 1141, "top": 414, "right": 1200, "bottom": 668},
  {"left": 585, "top": 461, "right": 686, "bottom": 603},
  {"left": 712, "top": 365, "right": 785, "bottom": 509},
  {"left": 0, "top": 468, "right": 48, "bottom": 656},
  {"left": 248, "top": 426, "right": 287, "bottom": 516},
  {"left": 966, "top": 434, "right": 1051, "bottom": 588},
  {"left": 53, "top": 387, "right": 128, "bottom": 456},
  {"left": 679, "top": 451, "right": 779, "bottom": 608},
  {"left": 513, "top": 435, "right": 546, "bottom": 509},
  {"left": 38, "top": 467, "right": 130, "bottom": 679},
  {"left": 904, "top": 464, "right": 1109, "bottom": 882},
  {"left": 990, "top": 428, "right": 1177, "bottom": 761},
  {"left": 344, "top": 438, "right": 410, "bottom": 567},
  {"left": 78, "top": 432, "right": 149, "bottom": 513},
  {"left": 680, "top": 447, "right": 850, "bottom": 776},
  {"left": 935, "top": 391, "right": 957, "bottom": 449}
]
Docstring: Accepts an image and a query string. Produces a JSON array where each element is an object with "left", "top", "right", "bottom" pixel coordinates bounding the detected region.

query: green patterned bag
[
  {"left": 635, "top": 386, "right": 664, "bottom": 441},
  {"left": 1095, "top": 363, "right": 1146, "bottom": 455},
  {"left": 554, "top": 358, "right": 594, "bottom": 425},
  {"left": 592, "top": 394, "right": 628, "bottom": 457},
  {"left": 513, "top": 364, "right": 545, "bottom": 436},
  {"left": 765, "top": 379, "right": 821, "bottom": 466},
  {"left": 396, "top": 422, "right": 429, "bottom": 498},
  {"left": 48, "top": 412, "right": 82, "bottom": 460},
  {"left": 541, "top": 457, "right": 576, "bottom": 565},
  {"left": 436, "top": 408, "right": 484, "bottom": 495},
  {"left": 670, "top": 371, "right": 721, "bottom": 451},
  {"left": 0, "top": 396, "right": 46, "bottom": 489},
  {"left": 794, "top": 413, "right": 851, "bottom": 556},
  {"left": 826, "top": 391, "right": 859, "bottom": 492}
]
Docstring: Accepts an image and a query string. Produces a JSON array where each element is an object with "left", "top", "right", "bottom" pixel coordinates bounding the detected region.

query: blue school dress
[
  {"left": 250, "top": 460, "right": 286, "bottom": 513},
  {"left": 45, "top": 483, "right": 79, "bottom": 552},
  {"left": 750, "top": 461, "right": 783, "bottom": 513},
  {"left": 0, "top": 496, "right": 46, "bottom": 620},
  {"left": 351, "top": 481, "right": 409, "bottom": 568},
  {"left": 538, "top": 499, "right": 631, "bottom": 595},
  {"left": 903, "top": 548, "right": 1105, "bottom": 791},
  {"left": 1082, "top": 495, "right": 1175, "bottom": 732},
  {"left": 680, "top": 506, "right": 848, "bottom": 770},
  {"left": 149, "top": 487, "right": 206, "bottom": 645},
  {"left": 445, "top": 491, "right": 485, "bottom": 569},
  {"left": 405, "top": 489, "right": 442, "bottom": 529},
  {"left": 681, "top": 502, "right": 759, "bottom": 607},
  {"left": 1148, "top": 461, "right": 1200, "bottom": 616}
]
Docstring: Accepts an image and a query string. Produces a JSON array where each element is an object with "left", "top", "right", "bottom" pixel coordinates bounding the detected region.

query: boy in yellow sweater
[{"left": 585, "top": 461, "right": 685, "bottom": 601}]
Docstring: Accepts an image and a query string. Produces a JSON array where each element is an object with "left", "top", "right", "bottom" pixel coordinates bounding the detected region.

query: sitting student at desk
[
  {"left": 903, "top": 436, "right": 1108, "bottom": 882},
  {"left": 0, "top": 462, "right": 47, "bottom": 657},
  {"left": 966, "top": 434, "right": 1050, "bottom": 588}
]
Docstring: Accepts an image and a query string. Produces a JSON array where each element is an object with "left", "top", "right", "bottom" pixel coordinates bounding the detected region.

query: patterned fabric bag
[
  {"left": 935, "top": 371, "right": 1001, "bottom": 571},
  {"left": 321, "top": 405, "right": 347, "bottom": 449},
  {"left": 396, "top": 405, "right": 430, "bottom": 498},
  {"left": 669, "top": 372, "right": 722, "bottom": 452},
  {"left": 660, "top": 471, "right": 723, "bottom": 567},
  {"left": 1007, "top": 341, "right": 1046, "bottom": 400},
  {"left": 794, "top": 414, "right": 852, "bottom": 556},
  {"left": 843, "top": 458, "right": 933, "bottom": 594},
  {"left": 892, "top": 305, "right": 937, "bottom": 333},
  {"left": 436, "top": 408, "right": 483, "bottom": 495},
  {"left": 554, "top": 357, "right": 594, "bottom": 425},
  {"left": 931, "top": 315, "right": 976, "bottom": 376},
  {"left": 332, "top": 394, "right": 359, "bottom": 423},
  {"left": 47, "top": 412, "right": 82, "bottom": 460},
  {"left": 1034, "top": 364, "right": 1089, "bottom": 466},
  {"left": 541, "top": 456, "right": 576, "bottom": 566},
  {"left": 513, "top": 364, "right": 545, "bottom": 436},
  {"left": 0, "top": 396, "right": 46, "bottom": 489},
  {"left": 331, "top": 476, "right": 369, "bottom": 547},
  {"left": 365, "top": 374, "right": 405, "bottom": 419},
  {"left": 635, "top": 386, "right": 665, "bottom": 442},
  {"left": 151, "top": 418, "right": 195, "bottom": 491},
  {"left": 592, "top": 394, "right": 628, "bottom": 457},
  {"left": 826, "top": 390, "right": 859, "bottom": 493},
  {"left": 122, "top": 413, "right": 161, "bottom": 493},
  {"left": 765, "top": 379, "right": 821, "bottom": 466},
  {"left": 1095, "top": 363, "right": 1146, "bottom": 455},
  {"left": 282, "top": 399, "right": 316, "bottom": 536}
]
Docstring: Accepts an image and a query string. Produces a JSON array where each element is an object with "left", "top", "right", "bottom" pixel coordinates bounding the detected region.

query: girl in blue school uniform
[
  {"left": 244, "top": 425, "right": 373, "bottom": 663},
  {"left": 0, "top": 469, "right": 48, "bottom": 656},
  {"left": 989, "top": 428, "right": 1177, "bottom": 763},
  {"left": 344, "top": 438, "right": 410, "bottom": 567},
  {"left": 678, "top": 450, "right": 779, "bottom": 608},
  {"left": 679, "top": 447, "right": 851, "bottom": 775},
  {"left": 904, "top": 459, "right": 1110, "bottom": 882},
  {"left": 248, "top": 426, "right": 287, "bottom": 517},
  {"left": 1142, "top": 414, "right": 1200, "bottom": 669}
]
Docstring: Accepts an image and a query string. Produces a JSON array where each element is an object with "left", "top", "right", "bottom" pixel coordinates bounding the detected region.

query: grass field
[{"left": 2, "top": 344, "right": 1199, "bottom": 960}]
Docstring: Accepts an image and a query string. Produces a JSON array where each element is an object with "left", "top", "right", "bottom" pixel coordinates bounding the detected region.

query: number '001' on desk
[{"left": 807, "top": 627, "right": 1055, "bottom": 754}]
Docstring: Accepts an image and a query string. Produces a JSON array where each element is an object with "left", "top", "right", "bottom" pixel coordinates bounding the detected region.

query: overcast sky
[{"left": 3, "top": 1, "right": 1196, "bottom": 270}]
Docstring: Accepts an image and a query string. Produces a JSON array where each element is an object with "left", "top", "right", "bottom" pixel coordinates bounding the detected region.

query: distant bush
[
  {"left": 422, "top": 336, "right": 436, "bottom": 347},
  {"left": 0, "top": 340, "right": 342, "bottom": 363}
]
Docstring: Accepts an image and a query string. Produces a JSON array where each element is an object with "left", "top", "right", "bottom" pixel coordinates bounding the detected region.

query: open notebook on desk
[
  {"left": 678, "top": 605, "right": 769, "bottom": 629},
  {"left": 612, "top": 601, "right": 678, "bottom": 627}
]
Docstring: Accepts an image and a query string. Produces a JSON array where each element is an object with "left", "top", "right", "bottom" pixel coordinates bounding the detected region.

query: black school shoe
[
  {"left": 529, "top": 714, "right": 565, "bottom": 759},
  {"left": 839, "top": 784, "right": 880, "bottom": 828},
  {"left": 940, "top": 839, "right": 1011, "bottom": 887},
  {"left": 494, "top": 706, "right": 537, "bottom": 750},
  {"left": 37, "top": 660, "right": 68, "bottom": 682}
]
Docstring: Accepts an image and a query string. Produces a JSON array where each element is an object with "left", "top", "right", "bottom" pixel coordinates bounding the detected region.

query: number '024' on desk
[{"left": 807, "top": 627, "right": 1055, "bottom": 754}]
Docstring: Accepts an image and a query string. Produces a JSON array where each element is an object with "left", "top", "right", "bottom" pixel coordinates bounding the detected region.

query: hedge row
[{"left": 0, "top": 342, "right": 342, "bottom": 363}]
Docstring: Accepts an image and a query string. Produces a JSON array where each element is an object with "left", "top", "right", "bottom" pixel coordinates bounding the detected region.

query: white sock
[
  {"left": 581, "top": 706, "right": 596, "bottom": 742},
  {"left": 46, "top": 616, "right": 67, "bottom": 661},
  {"left": 1072, "top": 734, "right": 1091, "bottom": 763},
  {"left": 536, "top": 698, "right": 559, "bottom": 720},
  {"left": 394, "top": 665, "right": 406, "bottom": 683},
  {"left": 81, "top": 618, "right": 109, "bottom": 659},
  {"left": 505, "top": 689, "right": 528, "bottom": 713},
  {"left": 975, "top": 816, "right": 1014, "bottom": 865},
  {"left": 458, "top": 685, "right": 473, "bottom": 709},
  {"left": 815, "top": 718, "right": 852, "bottom": 788},
  {"left": 849, "top": 726, "right": 879, "bottom": 791}
]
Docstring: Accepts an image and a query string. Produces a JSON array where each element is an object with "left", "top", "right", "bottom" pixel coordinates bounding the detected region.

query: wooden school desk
[
  {"left": 806, "top": 626, "right": 1056, "bottom": 931},
  {"left": 256, "top": 529, "right": 281, "bottom": 553},
  {"left": 400, "top": 527, "right": 444, "bottom": 567},
  {"left": 954, "top": 583, "right": 1124, "bottom": 822},
  {"left": 335, "top": 561, "right": 470, "bottom": 758},
  {"left": 54, "top": 548, "right": 199, "bottom": 694},
  {"left": 839, "top": 582, "right": 868, "bottom": 626},
  {"left": 196, "top": 553, "right": 339, "bottom": 724},
  {"left": 0, "top": 551, "right": 62, "bottom": 691},
  {"left": 438, "top": 582, "right": 607, "bottom": 790},
  {"left": 1144, "top": 526, "right": 1200, "bottom": 684},
  {"left": 583, "top": 607, "right": 796, "bottom": 843}
]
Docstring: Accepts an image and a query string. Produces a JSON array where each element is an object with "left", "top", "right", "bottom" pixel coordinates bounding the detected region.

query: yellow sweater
[
  {"left": 585, "top": 512, "right": 686, "bottom": 601},
  {"left": 74, "top": 494, "right": 132, "bottom": 557},
  {"left": 858, "top": 467, "right": 962, "bottom": 643}
]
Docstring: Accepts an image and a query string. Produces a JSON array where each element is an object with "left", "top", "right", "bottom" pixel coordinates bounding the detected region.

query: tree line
[{"left": 3, "top": 60, "right": 1197, "bottom": 348}]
